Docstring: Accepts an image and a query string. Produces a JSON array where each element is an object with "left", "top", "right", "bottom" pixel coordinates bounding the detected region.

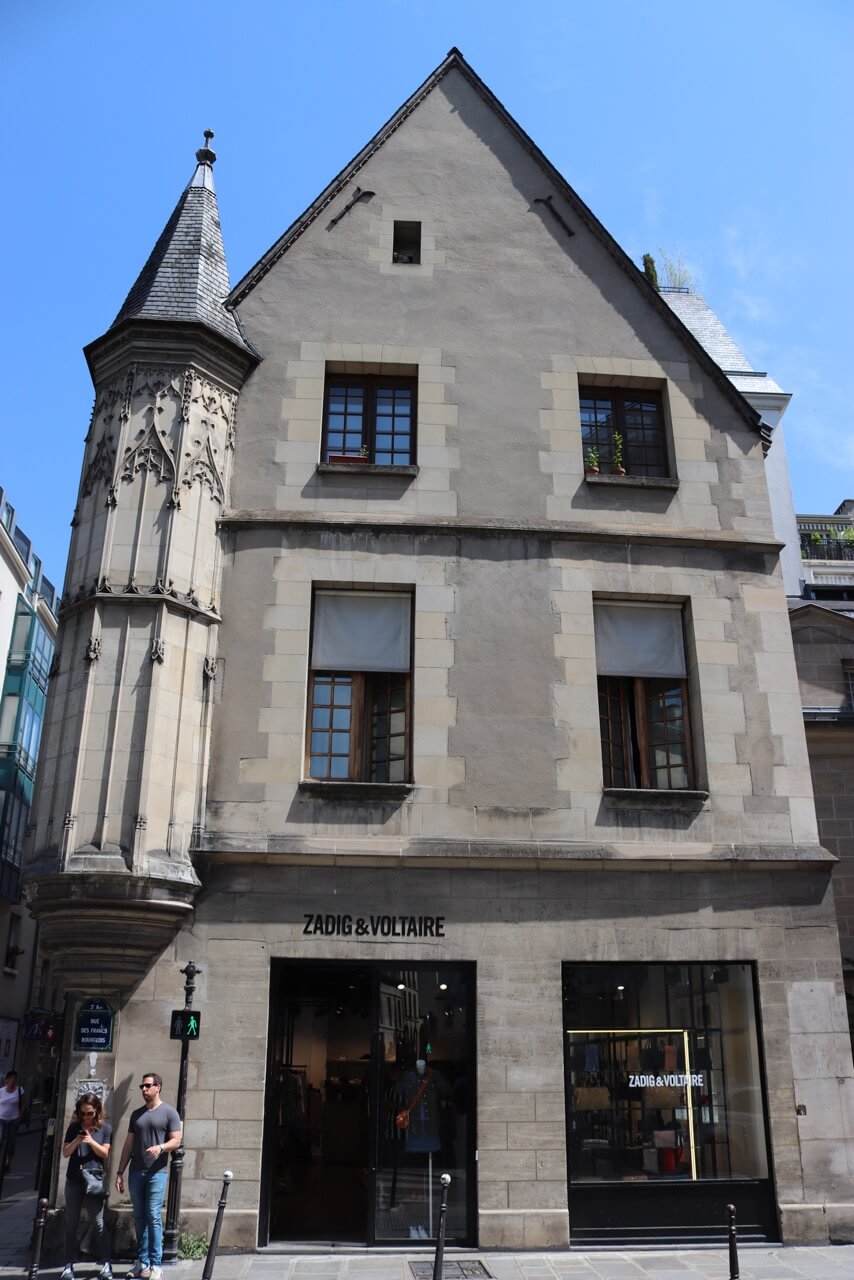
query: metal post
[
  {"left": 27, "top": 1197, "right": 49, "bottom": 1280},
  {"left": 0, "top": 1124, "right": 9, "bottom": 1200},
  {"left": 432, "top": 1173, "right": 451, "bottom": 1280},
  {"left": 163, "top": 960, "right": 201, "bottom": 1262},
  {"left": 201, "top": 1170, "right": 233, "bottom": 1280},
  {"left": 726, "top": 1203, "right": 740, "bottom": 1280}
]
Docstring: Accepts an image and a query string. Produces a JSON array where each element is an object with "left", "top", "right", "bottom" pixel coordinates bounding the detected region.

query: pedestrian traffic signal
[{"left": 170, "top": 1009, "right": 201, "bottom": 1040}]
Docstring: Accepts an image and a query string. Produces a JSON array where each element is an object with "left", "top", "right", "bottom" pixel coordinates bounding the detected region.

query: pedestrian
[
  {"left": 0, "top": 1069, "right": 27, "bottom": 1169},
  {"left": 61, "top": 1091, "right": 113, "bottom": 1280},
  {"left": 114, "top": 1072, "right": 182, "bottom": 1280}
]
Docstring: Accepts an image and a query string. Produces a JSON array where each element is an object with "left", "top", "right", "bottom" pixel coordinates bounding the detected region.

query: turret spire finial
[{"left": 196, "top": 130, "right": 216, "bottom": 166}]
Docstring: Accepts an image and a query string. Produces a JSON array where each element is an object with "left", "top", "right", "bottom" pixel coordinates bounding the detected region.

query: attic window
[{"left": 392, "top": 222, "right": 421, "bottom": 265}]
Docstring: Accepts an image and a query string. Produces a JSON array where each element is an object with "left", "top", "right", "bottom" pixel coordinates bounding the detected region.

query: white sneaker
[
  {"left": 61, "top": 1267, "right": 74, "bottom": 1280},
  {"left": 150, "top": 1269, "right": 162, "bottom": 1280}
]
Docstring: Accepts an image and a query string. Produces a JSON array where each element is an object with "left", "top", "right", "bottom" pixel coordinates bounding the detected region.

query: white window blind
[
  {"left": 311, "top": 592, "right": 411, "bottom": 672},
  {"left": 594, "top": 603, "right": 686, "bottom": 678}
]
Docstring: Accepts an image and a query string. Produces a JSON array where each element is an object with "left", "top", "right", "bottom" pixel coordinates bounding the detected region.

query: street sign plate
[{"left": 73, "top": 999, "right": 114, "bottom": 1053}]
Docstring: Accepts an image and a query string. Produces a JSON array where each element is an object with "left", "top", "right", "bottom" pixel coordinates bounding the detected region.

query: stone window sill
[
  {"left": 604, "top": 787, "right": 710, "bottom": 807},
  {"left": 316, "top": 463, "right": 419, "bottom": 477},
  {"left": 585, "top": 474, "right": 679, "bottom": 491},
  {"left": 298, "top": 780, "right": 413, "bottom": 801}
]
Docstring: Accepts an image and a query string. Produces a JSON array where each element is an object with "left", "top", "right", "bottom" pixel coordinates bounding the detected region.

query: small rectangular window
[
  {"left": 392, "top": 221, "right": 421, "bottom": 264},
  {"left": 595, "top": 602, "right": 694, "bottom": 790},
  {"left": 307, "top": 591, "right": 413, "bottom": 783}
]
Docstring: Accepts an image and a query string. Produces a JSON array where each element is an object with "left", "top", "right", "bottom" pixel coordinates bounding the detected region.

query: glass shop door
[
  {"left": 370, "top": 965, "right": 473, "bottom": 1245},
  {"left": 263, "top": 960, "right": 475, "bottom": 1246}
]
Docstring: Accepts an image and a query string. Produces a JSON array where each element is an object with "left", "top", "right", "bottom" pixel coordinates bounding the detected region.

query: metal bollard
[
  {"left": 201, "top": 1170, "right": 233, "bottom": 1280},
  {"left": 27, "top": 1197, "right": 49, "bottom": 1280},
  {"left": 432, "top": 1173, "right": 451, "bottom": 1280},
  {"left": 726, "top": 1203, "right": 740, "bottom": 1280}
]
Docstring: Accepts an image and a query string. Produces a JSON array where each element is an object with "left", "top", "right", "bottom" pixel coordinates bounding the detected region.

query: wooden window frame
[
  {"left": 599, "top": 675, "right": 694, "bottom": 790},
  {"left": 579, "top": 385, "right": 670, "bottom": 478},
  {"left": 322, "top": 373, "right": 417, "bottom": 465},
  {"left": 306, "top": 670, "right": 412, "bottom": 783}
]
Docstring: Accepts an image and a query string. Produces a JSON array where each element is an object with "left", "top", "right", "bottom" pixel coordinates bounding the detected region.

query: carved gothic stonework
[
  {"left": 203, "top": 656, "right": 218, "bottom": 681},
  {"left": 151, "top": 637, "right": 166, "bottom": 664},
  {"left": 85, "top": 636, "right": 101, "bottom": 662},
  {"left": 121, "top": 368, "right": 183, "bottom": 489},
  {"left": 178, "top": 375, "right": 235, "bottom": 503},
  {"left": 81, "top": 434, "right": 117, "bottom": 499}
]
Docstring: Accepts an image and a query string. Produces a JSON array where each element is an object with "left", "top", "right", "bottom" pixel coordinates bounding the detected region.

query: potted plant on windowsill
[
  {"left": 610, "top": 431, "right": 627, "bottom": 476},
  {"left": 327, "top": 445, "right": 371, "bottom": 464},
  {"left": 584, "top": 446, "right": 600, "bottom": 476}
]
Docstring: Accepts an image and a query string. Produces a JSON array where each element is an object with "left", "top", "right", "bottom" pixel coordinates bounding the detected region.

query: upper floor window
[
  {"left": 322, "top": 373, "right": 416, "bottom": 466},
  {"left": 392, "top": 221, "right": 421, "bottom": 264},
  {"left": 307, "top": 591, "right": 412, "bottom": 783},
  {"left": 595, "top": 602, "right": 693, "bottom": 790},
  {"left": 580, "top": 386, "right": 669, "bottom": 478}
]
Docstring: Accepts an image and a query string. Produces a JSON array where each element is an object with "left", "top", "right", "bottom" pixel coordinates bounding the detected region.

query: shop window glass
[{"left": 563, "top": 963, "right": 769, "bottom": 1184}]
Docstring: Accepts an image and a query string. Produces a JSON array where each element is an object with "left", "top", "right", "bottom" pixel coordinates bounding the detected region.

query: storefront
[
  {"left": 261, "top": 959, "right": 476, "bottom": 1246},
  {"left": 563, "top": 962, "right": 776, "bottom": 1245}
]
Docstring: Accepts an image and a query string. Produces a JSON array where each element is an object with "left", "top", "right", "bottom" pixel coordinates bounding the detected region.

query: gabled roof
[
  {"left": 789, "top": 600, "right": 854, "bottom": 632},
  {"left": 227, "top": 48, "right": 762, "bottom": 437},
  {"left": 111, "top": 138, "right": 256, "bottom": 356},
  {"left": 662, "top": 291, "right": 786, "bottom": 398}
]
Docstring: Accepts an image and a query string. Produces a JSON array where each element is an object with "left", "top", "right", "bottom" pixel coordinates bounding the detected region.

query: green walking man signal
[{"left": 170, "top": 1009, "right": 201, "bottom": 1040}]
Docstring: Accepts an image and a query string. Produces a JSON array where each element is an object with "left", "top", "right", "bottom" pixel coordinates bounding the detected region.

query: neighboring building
[
  {"left": 24, "top": 50, "right": 854, "bottom": 1251},
  {"left": 0, "top": 487, "right": 58, "bottom": 1076},
  {"left": 790, "top": 505, "right": 854, "bottom": 1041},
  {"left": 662, "top": 298, "right": 854, "bottom": 1053}
]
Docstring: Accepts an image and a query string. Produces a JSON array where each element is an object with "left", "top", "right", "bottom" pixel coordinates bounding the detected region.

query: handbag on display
[
  {"left": 573, "top": 1073, "right": 610, "bottom": 1110},
  {"left": 644, "top": 1085, "right": 682, "bottom": 1109}
]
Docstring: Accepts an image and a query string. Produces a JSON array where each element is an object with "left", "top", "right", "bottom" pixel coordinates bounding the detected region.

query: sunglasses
[
  {"left": 79, "top": 1110, "right": 96, "bottom": 1117},
  {"left": 139, "top": 1083, "right": 156, "bottom": 1089}
]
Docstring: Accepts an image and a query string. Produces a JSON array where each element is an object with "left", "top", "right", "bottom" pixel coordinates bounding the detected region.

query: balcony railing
[{"left": 800, "top": 538, "right": 854, "bottom": 562}]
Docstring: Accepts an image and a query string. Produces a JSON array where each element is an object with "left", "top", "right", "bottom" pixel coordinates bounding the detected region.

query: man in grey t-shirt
[{"left": 115, "top": 1073, "right": 182, "bottom": 1280}]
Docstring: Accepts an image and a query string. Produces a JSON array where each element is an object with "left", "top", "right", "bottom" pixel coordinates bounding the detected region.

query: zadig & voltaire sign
[{"left": 302, "top": 913, "right": 446, "bottom": 938}]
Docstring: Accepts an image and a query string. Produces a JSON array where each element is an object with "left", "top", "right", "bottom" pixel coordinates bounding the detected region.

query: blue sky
[{"left": 3, "top": 0, "right": 852, "bottom": 584}]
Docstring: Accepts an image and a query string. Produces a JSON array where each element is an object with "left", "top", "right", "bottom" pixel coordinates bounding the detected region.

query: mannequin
[{"left": 398, "top": 1058, "right": 447, "bottom": 1237}]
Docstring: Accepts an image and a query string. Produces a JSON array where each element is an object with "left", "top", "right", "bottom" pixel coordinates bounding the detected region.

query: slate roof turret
[{"left": 111, "top": 132, "right": 254, "bottom": 355}]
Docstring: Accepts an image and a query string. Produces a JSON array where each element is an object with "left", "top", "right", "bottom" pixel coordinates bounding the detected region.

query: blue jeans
[{"left": 128, "top": 1168, "right": 168, "bottom": 1269}]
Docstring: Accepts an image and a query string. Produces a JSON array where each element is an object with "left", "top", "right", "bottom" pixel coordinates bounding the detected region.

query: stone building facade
[
  {"left": 24, "top": 51, "right": 854, "bottom": 1250},
  {"left": 0, "top": 488, "right": 58, "bottom": 1079}
]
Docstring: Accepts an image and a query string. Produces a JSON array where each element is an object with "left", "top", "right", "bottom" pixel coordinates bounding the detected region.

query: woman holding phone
[{"left": 61, "top": 1092, "right": 113, "bottom": 1280}]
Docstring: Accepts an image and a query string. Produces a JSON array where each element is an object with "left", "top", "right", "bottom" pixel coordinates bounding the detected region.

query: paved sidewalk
[
  {"left": 8, "top": 1246, "right": 854, "bottom": 1280},
  {"left": 3, "top": 1130, "right": 853, "bottom": 1280}
]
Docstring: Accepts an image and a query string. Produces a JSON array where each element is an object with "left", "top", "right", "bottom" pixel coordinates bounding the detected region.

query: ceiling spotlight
[
  {"left": 397, "top": 983, "right": 406, "bottom": 991},
  {"left": 616, "top": 985, "right": 625, "bottom": 991},
  {"left": 439, "top": 983, "right": 448, "bottom": 991}
]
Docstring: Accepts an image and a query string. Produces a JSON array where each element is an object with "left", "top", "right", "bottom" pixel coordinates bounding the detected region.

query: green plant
[
  {"left": 642, "top": 253, "right": 659, "bottom": 290},
  {"left": 359, "top": 443, "right": 370, "bottom": 458},
  {"left": 584, "top": 446, "right": 600, "bottom": 472},
  {"left": 612, "top": 431, "right": 624, "bottom": 471},
  {"left": 810, "top": 531, "right": 823, "bottom": 546},
  {"left": 178, "top": 1232, "right": 208, "bottom": 1260},
  {"left": 842, "top": 526, "right": 854, "bottom": 544}
]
